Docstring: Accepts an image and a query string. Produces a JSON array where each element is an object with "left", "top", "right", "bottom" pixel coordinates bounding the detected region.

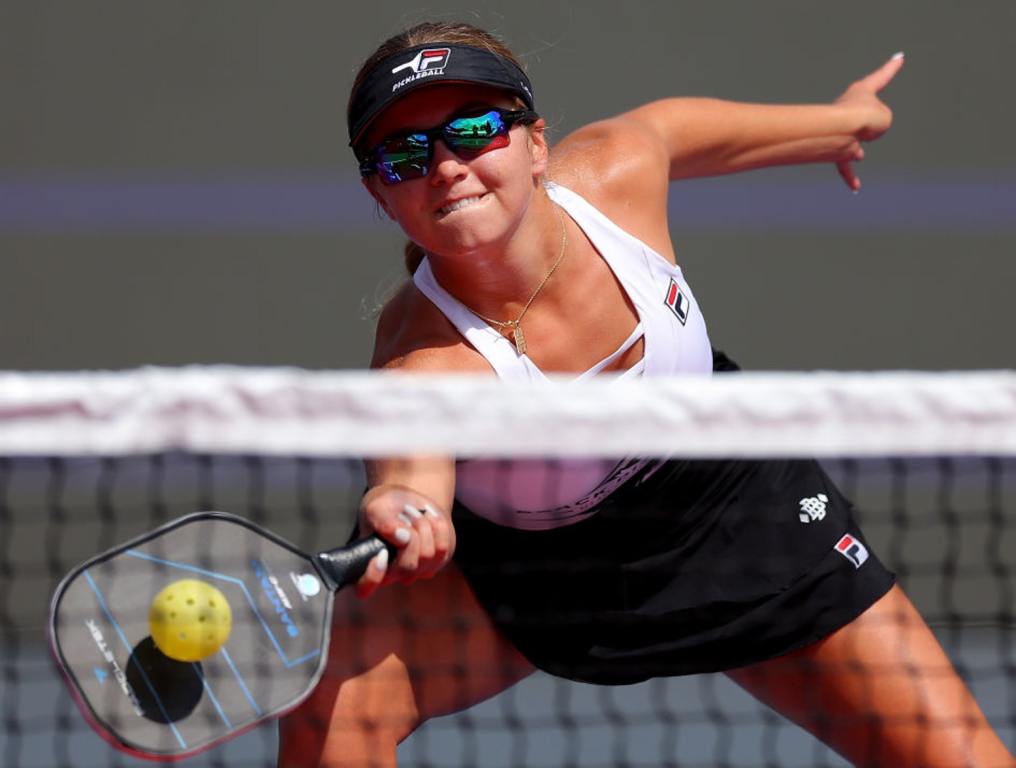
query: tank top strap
[
  {"left": 545, "top": 182, "right": 658, "bottom": 258},
  {"left": 574, "top": 322, "right": 644, "bottom": 381},
  {"left": 545, "top": 181, "right": 711, "bottom": 377},
  {"left": 412, "top": 258, "right": 546, "bottom": 380}
]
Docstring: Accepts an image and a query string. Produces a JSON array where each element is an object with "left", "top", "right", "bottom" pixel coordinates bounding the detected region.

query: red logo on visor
[{"left": 392, "top": 48, "right": 452, "bottom": 76}]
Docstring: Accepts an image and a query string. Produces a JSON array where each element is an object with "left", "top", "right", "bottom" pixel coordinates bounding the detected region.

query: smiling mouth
[{"left": 438, "top": 194, "right": 487, "bottom": 216}]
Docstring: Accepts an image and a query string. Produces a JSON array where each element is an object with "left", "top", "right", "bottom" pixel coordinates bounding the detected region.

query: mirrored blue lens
[{"left": 368, "top": 109, "right": 521, "bottom": 185}]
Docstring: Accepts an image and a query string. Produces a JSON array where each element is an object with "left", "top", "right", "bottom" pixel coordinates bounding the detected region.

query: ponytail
[{"left": 404, "top": 240, "right": 426, "bottom": 275}]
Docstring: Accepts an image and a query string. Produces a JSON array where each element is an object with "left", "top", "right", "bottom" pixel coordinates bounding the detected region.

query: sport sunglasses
[{"left": 358, "top": 107, "right": 539, "bottom": 185}]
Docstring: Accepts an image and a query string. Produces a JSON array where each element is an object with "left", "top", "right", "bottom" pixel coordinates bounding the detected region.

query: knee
[
  {"left": 341, "top": 654, "right": 422, "bottom": 738},
  {"left": 279, "top": 654, "right": 422, "bottom": 768}
]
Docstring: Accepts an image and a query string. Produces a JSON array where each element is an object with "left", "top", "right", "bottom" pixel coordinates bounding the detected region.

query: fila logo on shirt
[
  {"left": 834, "top": 533, "right": 869, "bottom": 569},
  {"left": 663, "top": 277, "right": 689, "bottom": 325},
  {"left": 391, "top": 48, "right": 451, "bottom": 91}
]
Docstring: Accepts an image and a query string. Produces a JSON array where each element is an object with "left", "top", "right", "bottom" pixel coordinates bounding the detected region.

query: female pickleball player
[{"left": 279, "top": 23, "right": 1014, "bottom": 768}]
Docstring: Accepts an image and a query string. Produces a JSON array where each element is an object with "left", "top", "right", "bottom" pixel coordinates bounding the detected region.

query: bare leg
[
  {"left": 727, "top": 584, "right": 1015, "bottom": 767},
  {"left": 278, "top": 562, "right": 534, "bottom": 768}
]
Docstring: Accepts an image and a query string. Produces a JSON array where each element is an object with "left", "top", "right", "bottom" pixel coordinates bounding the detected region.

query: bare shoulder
[
  {"left": 547, "top": 115, "right": 674, "bottom": 261},
  {"left": 549, "top": 115, "right": 669, "bottom": 210},
  {"left": 371, "top": 280, "right": 492, "bottom": 374}
]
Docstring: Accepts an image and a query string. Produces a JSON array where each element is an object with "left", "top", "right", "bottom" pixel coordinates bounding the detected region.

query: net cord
[{"left": 1, "top": 367, "right": 1015, "bottom": 458}]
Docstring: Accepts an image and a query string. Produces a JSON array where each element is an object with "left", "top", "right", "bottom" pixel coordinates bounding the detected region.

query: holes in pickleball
[
  {"left": 126, "top": 637, "right": 203, "bottom": 724},
  {"left": 150, "top": 580, "right": 232, "bottom": 661}
]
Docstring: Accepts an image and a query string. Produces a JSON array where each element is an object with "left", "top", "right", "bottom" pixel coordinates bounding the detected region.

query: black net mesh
[{"left": 1, "top": 452, "right": 1014, "bottom": 766}]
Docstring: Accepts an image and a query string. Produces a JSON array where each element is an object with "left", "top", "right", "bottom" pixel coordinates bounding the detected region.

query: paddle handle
[{"left": 316, "top": 535, "right": 396, "bottom": 590}]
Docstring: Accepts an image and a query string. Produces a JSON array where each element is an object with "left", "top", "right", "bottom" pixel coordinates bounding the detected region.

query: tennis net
[{"left": 2, "top": 367, "right": 1015, "bottom": 767}]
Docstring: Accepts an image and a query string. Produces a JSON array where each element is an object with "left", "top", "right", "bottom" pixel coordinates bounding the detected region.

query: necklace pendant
[{"left": 512, "top": 324, "right": 527, "bottom": 355}]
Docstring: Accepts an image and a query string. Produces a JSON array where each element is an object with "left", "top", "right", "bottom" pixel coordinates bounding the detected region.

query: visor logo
[
  {"left": 664, "top": 277, "right": 689, "bottom": 325},
  {"left": 392, "top": 48, "right": 451, "bottom": 76}
]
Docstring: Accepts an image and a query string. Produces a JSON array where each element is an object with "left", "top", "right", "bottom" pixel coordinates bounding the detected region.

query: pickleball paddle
[{"left": 49, "top": 511, "right": 393, "bottom": 761}]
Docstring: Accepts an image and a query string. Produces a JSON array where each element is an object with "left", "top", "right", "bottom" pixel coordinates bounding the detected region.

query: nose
[{"left": 428, "top": 139, "right": 468, "bottom": 186}]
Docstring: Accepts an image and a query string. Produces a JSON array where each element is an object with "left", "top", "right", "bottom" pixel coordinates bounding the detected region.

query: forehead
[{"left": 362, "top": 83, "right": 517, "bottom": 146}]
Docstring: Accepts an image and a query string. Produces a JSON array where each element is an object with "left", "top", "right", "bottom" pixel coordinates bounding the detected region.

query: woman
[{"left": 280, "top": 22, "right": 1014, "bottom": 768}]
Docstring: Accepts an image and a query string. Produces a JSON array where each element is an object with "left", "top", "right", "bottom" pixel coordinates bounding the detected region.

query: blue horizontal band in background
[{"left": 0, "top": 173, "right": 1013, "bottom": 233}]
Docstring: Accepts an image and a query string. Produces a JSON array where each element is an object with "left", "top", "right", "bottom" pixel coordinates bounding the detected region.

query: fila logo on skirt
[
  {"left": 664, "top": 277, "right": 690, "bottom": 325},
  {"left": 834, "top": 534, "right": 869, "bottom": 569}
]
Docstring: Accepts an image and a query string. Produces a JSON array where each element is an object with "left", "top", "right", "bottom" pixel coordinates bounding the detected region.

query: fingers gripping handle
[{"left": 316, "top": 535, "right": 396, "bottom": 590}]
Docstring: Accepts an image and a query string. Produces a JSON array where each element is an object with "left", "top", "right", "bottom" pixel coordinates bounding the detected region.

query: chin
[
  {"left": 423, "top": 223, "right": 513, "bottom": 260},
  {"left": 429, "top": 235, "right": 503, "bottom": 261}
]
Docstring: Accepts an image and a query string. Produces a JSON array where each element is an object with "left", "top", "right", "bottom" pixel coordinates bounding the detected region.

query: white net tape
[{"left": 1, "top": 367, "right": 1015, "bottom": 457}]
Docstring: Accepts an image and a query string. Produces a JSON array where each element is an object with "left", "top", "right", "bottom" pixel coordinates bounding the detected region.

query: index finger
[{"left": 858, "top": 52, "right": 905, "bottom": 94}]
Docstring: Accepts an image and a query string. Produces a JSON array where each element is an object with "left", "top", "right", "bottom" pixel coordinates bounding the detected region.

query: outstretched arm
[
  {"left": 626, "top": 53, "right": 904, "bottom": 191},
  {"left": 353, "top": 290, "right": 463, "bottom": 599}
]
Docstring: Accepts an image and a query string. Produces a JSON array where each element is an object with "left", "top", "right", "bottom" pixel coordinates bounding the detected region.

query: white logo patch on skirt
[{"left": 834, "top": 533, "right": 869, "bottom": 569}]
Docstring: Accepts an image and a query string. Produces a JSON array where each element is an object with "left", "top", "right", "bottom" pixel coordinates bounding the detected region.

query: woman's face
[{"left": 361, "top": 83, "right": 548, "bottom": 259}]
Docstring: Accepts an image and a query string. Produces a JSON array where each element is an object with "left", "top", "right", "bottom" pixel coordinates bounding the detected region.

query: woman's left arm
[{"left": 627, "top": 53, "right": 904, "bottom": 191}]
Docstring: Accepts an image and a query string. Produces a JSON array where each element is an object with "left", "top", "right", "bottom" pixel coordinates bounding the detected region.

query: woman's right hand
[
  {"left": 831, "top": 52, "right": 905, "bottom": 191},
  {"left": 355, "top": 483, "right": 456, "bottom": 598}
]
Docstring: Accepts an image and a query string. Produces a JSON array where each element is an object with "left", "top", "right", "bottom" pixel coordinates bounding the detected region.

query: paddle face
[{"left": 49, "top": 512, "right": 334, "bottom": 760}]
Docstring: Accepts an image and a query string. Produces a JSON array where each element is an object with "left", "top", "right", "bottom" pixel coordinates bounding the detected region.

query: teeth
[{"left": 441, "top": 195, "right": 483, "bottom": 215}]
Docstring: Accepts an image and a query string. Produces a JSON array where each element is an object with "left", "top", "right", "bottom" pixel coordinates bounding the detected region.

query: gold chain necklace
[{"left": 466, "top": 205, "right": 567, "bottom": 356}]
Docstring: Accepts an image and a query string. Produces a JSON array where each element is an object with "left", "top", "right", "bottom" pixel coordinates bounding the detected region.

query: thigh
[
  {"left": 278, "top": 561, "right": 534, "bottom": 767},
  {"left": 727, "top": 584, "right": 1014, "bottom": 767}
]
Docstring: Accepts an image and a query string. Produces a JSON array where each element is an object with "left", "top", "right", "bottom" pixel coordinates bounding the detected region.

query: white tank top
[{"left": 413, "top": 182, "right": 713, "bottom": 529}]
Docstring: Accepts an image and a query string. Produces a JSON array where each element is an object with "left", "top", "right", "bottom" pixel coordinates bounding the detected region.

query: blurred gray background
[
  {"left": 2, "top": 0, "right": 1013, "bottom": 372},
  {"left": 1, "top": 3, "right": 1014, "bottom": 766}
]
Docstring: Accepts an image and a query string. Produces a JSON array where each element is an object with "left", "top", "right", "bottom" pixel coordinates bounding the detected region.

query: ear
[
  {"left": 527, "top": 118, "right": 549, "bottom": 178},
  {"left": 361, "top": 176, "right": 395, "bottom": 220}
]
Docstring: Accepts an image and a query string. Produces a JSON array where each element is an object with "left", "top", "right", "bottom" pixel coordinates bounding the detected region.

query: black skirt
[{"left": 451, "top": 350, "right": 895, "bottom": 685}]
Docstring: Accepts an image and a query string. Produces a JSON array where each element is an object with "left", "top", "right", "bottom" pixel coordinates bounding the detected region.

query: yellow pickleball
[{"left": 149, "top": 579, "right": 232, "bottom": 662}]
